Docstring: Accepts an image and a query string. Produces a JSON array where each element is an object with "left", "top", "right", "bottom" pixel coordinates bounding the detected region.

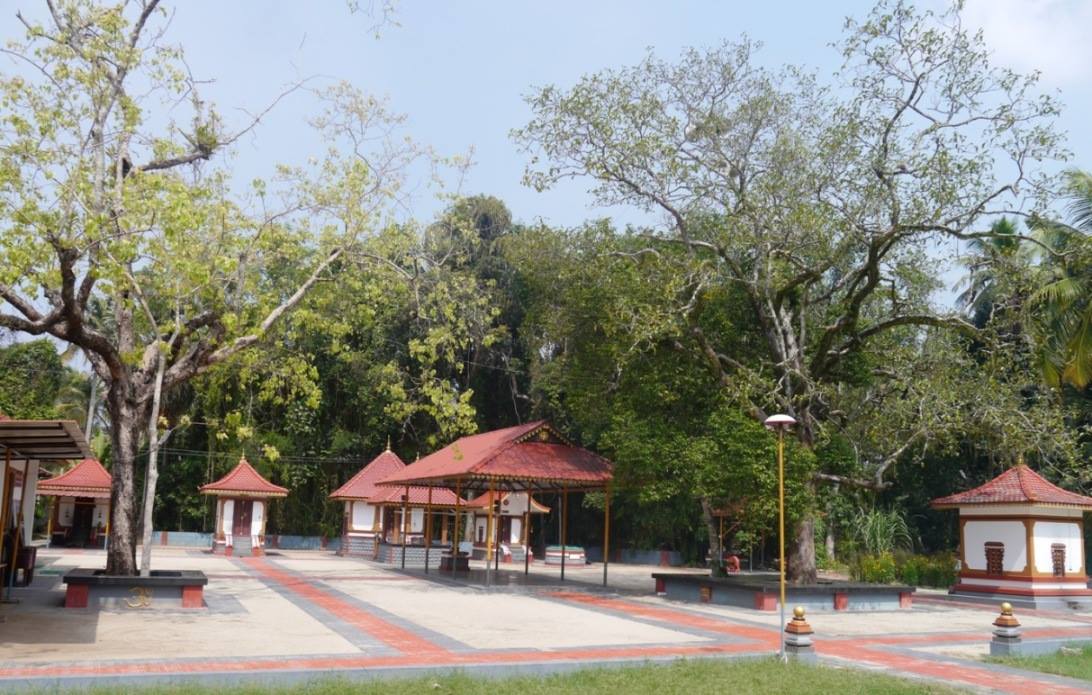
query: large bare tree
[{"left": 515, "top": 1, "right": 1065, "bottom": 580}]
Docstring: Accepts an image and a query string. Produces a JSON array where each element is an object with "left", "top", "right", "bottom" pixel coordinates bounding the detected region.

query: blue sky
[{"left": 142, "top": 0, "right": 1091, "bottom": 230}]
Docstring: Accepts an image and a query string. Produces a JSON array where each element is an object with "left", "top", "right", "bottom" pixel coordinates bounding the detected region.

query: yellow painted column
[{"left": 603, "top": 484, "right": 611, "bottom": 587}]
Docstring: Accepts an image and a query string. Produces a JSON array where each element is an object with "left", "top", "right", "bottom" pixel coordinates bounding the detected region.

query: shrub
[{"left": 852, "top": 552, "right": 897, "bottom": 584}]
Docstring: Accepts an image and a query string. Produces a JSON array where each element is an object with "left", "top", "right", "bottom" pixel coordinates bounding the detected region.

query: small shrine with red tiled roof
[
  {"left": 200, "top": 456, "right": 288, "bottom": 557},
  {"left": 931, "top": 463, "right": 1092, "bottom": 608},
  {"left": 37, "top": 458, "right": 112, "bottom": 548},
  {"left": 330, "top": 444, "right": 466, "bottom": 567},
  {"left": 464, "top": 491, "right": 549, "bottom": 563}
]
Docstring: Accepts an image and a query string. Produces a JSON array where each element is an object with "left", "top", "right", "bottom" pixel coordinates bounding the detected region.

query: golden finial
[
  {"left": 1000, "top": 601, "right": 1013, "bottom": 616},
  {"left": 793, "top": 606, "right": 806, "bottom": 619}
]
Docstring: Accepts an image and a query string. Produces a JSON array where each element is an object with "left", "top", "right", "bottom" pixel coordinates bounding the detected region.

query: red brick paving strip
[{"left": 240, "top": 557, "right": 446, "bottom": 655}]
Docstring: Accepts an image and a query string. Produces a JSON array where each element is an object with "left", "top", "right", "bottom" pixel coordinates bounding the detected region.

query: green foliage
[
  {"left": 852, "top": 508, "right": 914, "bottom": 555},
  {"left": 0, "top": 340, "right": 69, "bottom": 418},
  {"left": 852, "top": 551, "right": 957, "bottom": 588},
  {"left": 852, "top": 552, "right": 898, "bottom": 584}
]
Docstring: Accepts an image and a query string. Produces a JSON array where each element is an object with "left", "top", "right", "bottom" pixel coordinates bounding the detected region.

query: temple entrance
[
  {"left": 69, "top": 503, "right": 94, "bottom": 547},
  {"left": 232, "top": 500, "right": 253, "bottom": 537}
]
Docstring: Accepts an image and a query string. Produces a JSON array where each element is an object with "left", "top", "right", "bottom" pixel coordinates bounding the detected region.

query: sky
[{"left": 4, "top": 0, "right": 1091, "bottom": 294}]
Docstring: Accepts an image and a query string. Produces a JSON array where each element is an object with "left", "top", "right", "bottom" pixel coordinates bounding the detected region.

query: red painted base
[
  {"left": 181, "top": 585, "right": 204, "bottom": 608},
  {"left": 224, "top": 546, "right": 234, "bottom": 557},
  {"left": 833, "top": 592, "right": 848, "bottom": 611},
  {"left": 899, "top": 591, "right": 913, "bottom": 608},
  {"left": 754, "top": 593, "right": 776, "bottom": 611},
  {"left": 64, "top": 584, "right": 89, "bottom": 608}
]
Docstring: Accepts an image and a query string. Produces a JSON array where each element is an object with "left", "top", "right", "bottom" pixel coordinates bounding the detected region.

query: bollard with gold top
[
  {"left": 989, "top": 601, "right": 1023, "bottom": 657},
  {"left": 783, "top": 606, "right": 817, "bottom": 662}
]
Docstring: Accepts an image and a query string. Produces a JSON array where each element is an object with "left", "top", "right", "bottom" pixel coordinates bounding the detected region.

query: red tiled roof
[
  {"left": 329, "top": 449, "right": 464, "bottom": 506},
  {"left": 931, "top": 465, "right": 1092, "bottom": 509},
  {"left": 38, "top": 458, "right": 112, "bottom": 499},
  {"left": 377, "top": 421, "right": 613, "bottom": 491},
  {"left": 199, "top": 457, "right": 288, "bottom": 498},
  {"left": 463, "top": 491, "right": 550, "bottom": 513}
]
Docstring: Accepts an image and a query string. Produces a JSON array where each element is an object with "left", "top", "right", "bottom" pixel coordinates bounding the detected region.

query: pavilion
[
  {"left": 377, "top": 420, "right": 614, "bottom": 585},
  {"left": 37, "top": 458, "right": 112, "bottom": 548},
  {"left": 329, "top": 445, "right": 465, "bottom": 568},
  {"left": 932, "top": 463, "right": 1092, "bottom": 609},
  {"left": 0, "top": 413, "right": 91, "bottom": 589},
  {"left": 200, "top": 456, "right": 288, "bottom": 557}
]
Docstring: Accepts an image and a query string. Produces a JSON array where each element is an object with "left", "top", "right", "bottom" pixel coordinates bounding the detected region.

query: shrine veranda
[{"left": 4, "top": 545, "right": 1092, "bottom": 694}]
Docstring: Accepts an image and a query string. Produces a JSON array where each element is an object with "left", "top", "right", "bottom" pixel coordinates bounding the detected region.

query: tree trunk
[
  {"left": 788, "top": 514, "right": 817, "bottom": 583},
  {"left": 825, "top": 522, "right": 836, "bottom": 564},
  {"left": 700, "top": 497, "right": 723, "bottom": 576},
  {"left": 138, "top": 352, "right": 167, "bottom": 576},
  {"left": 104, "top": 384, "right": 141, "bottom": 576}
]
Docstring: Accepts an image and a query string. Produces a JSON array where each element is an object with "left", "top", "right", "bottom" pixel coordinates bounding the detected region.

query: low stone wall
[
  {"left": 374, "top": 542, "right": 452, "bottom": 569},
  {"left": 585, "top": 547, "right": 684, "bottom": 567},
  {"left": 152, "top": 531, "right": 341, "bottom": 553}
]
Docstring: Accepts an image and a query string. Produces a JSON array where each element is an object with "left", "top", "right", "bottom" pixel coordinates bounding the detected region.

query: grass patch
[
  {"left": 76, "top": 658, "right": 962, "bottom": 694},
  {"left": 988, "top": 642, "right": 1092, "bottom": 682}
]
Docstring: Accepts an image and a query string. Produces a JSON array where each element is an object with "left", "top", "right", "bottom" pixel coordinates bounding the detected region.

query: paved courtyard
[{"left": 1, "top": 547, "right": 1091, "bottom": 692}]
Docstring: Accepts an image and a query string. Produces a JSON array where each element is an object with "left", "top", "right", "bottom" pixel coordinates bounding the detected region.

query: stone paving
[{"left": 0, "top": 547, "right": 1090, "bottom": 692}]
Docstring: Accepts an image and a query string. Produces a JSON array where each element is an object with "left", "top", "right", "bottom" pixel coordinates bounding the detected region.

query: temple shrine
[
  {"left": 932, "top": 463, "right": 1092, "bottom": 609},
  {"left": 330, "top": 445, "right": 464, "bottom": 567},
  {"left": 464, "top": 491, "right": 549, "bottom": 563},
  {"left": 37, "top": 458, "right": 112, "bottom": 548},
  {"left": 200, "top": 456, "right": 288, "bottom": 557}
]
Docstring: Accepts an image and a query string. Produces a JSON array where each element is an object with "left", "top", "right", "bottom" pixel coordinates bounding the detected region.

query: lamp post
[{"left": 764, "top": 413, "right": 796, "bottom": 662}]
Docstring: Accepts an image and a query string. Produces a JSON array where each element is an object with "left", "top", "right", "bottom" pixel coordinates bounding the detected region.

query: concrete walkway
[{"left": 0, "top": 548, "right": 1090, "bottom": 692}]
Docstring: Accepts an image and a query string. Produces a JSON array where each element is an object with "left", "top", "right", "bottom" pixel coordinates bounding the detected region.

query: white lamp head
[{"left": 763, "top": 413, "right": 797, "bottom": 430}]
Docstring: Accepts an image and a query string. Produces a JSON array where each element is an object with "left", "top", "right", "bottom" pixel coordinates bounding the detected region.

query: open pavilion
[
  {"left": 377, "top": 420, "right": 614, "bottom": 585},
  {"left": 0, "top": 414, "right": 91, "bottom": 590}
]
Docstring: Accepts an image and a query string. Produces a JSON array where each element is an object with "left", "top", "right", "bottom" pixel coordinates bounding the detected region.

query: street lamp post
[{"left": 764, "top": 413, "right": 796, "bottom": 662}]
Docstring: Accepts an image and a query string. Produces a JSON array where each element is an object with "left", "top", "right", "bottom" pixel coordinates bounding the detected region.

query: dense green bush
[{"left": 852, "top": 552, "right": 957, "bottom": 587}]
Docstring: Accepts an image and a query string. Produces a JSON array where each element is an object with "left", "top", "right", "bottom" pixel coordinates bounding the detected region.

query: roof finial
[{"left": 386, "top": 435, "right": 391, "bottom": 452}]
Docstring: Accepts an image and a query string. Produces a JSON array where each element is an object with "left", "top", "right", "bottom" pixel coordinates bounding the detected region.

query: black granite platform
[{"left": 652, "top": 572, "right": 914, "bottom": 611}]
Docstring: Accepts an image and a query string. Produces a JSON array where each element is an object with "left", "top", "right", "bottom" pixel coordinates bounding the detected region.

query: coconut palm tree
[
  {"left": 956, "top": 217, "right": 1025, "bottom": 328},
  {"left": 1029, "top": 170, "right": 1092, "bottom": 388}
]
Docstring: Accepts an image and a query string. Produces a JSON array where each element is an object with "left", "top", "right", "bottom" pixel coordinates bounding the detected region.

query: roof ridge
[{"left": 469, "top": 420, "right": 549, "bottom": 474}]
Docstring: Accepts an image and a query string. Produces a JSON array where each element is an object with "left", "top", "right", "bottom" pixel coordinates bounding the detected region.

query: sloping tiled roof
[
  {"left": 931, "top": 465, "right": 1092, "bottom": 509},
  {"left": 464, "top": 490, "right": 550, "bottom": 513},
  {"left": 377, "top": 421, "right": 613, "bottom": 492},
  {"left": 38, "top": 458, "right": 112, "bottom": 499},
  {"left": 199, "top": 457, "right": 288, "bottom": 498},
  {"left": 329, "top": 449, "right": 464, "bottom": 506}
]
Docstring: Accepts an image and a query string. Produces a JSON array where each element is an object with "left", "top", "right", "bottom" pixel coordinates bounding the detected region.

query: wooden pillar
[
  {"left": 46, "top": 496, "right": 56, "bottom": 548},
  {"left": 452, "top": 480, "right": 462, "bottom": 573},
  {"left": 561, "top": 486, "right": 568, "bottom": 581},
  {"left": 401, "top": 486, "right": 409, "bottom": 569},
  {"left": 441, "top": 511, "right": 449, "bottom": 545},
  {"left": 603, "top": 484, "right": 611, "bottom": 587},
  {"left": 486, "top": 480, "right": 496, "bottom": 585},
  {"left": 0, "top": 449, "right": 9, "bottom": 589},
  {"left": 523, "top": 500, "right": 531, "bottom": 576},
  {"left": 424, "top": 486, "right": 433, "bottom": 574}
]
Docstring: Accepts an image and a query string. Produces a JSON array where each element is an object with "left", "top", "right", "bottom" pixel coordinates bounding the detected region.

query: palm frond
[{"left": 1064, "top": 170, "right": 1092, "bottom": 234}]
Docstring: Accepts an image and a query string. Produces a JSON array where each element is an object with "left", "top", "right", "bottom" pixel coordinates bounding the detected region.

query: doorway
[{"left": 232, "top": 500, "right": 253, "bottom": 537}]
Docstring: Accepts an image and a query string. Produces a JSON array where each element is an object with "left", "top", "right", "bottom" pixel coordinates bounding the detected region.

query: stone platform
[
  {"left": 652, "top": 572, "right": 914, "bottom": 611},
  {"left": 62, "top": 568, "right": 207, "bottom": 609}
]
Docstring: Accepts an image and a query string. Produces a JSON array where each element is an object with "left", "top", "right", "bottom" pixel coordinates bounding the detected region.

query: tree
[
  {"left": 0, "top": 2, "right": 417, "bottom": 575},
  {"left": 1029, "top": 170, "right": 1092, "bottom": 388},
  {"left": 0, "top": 339, "right": 68, "bottom": 418},
  {"left": 514, "top": 1, "right": 1064, "bottom": 581}
]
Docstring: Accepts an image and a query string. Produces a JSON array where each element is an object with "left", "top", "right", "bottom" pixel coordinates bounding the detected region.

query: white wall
[
  {"left": 411, "top": 508, "right": 424, "bottom": 533},
  {"left": 510, "top": 517, "right": 522, "bottom": 544},
  {"left": 351, "top": 501, "right": 374, "bottom": 531},
  {"left": 963, "top": 520, "right": 1027, "bottom": 572},
  {"left": 58, "top": 497, "right": 75, "bottom": 527},
  {"left": 92, "top": 501, "right": 108, "bottom": 528},
  {"left": 221, "top": 499, "right": 234, "bottom": 540},
  {"left": 250, "top": 500, "right": 264, "bottom": 537},
  {"left": 20, "top": 460, "right": 38, "bottom": 544},
  {"left": 1032, "top": 521, "right": 1083, "bottom": 574}
]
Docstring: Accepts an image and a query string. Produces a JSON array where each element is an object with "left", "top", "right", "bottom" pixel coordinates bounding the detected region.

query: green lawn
[
  {"left": 989, "top": 642, "right": 1092, "bottom": 682},
  {"left": 83, "top": 658, "right": 962, "bottom": 694}
]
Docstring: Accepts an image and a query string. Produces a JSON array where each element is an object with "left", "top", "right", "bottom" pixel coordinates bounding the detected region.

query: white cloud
[{"left": 961, "top": 0, "right": 1092, "bottom": 86}]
